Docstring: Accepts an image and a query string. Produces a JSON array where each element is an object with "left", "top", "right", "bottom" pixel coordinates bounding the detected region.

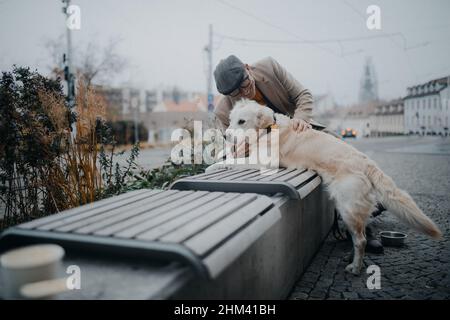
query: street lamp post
[
  {"left": 62, "top": 0, "right": 76, "bottom": 138},
  {"left": 206, "top": 24, "right": 214, "bottom": 112}
]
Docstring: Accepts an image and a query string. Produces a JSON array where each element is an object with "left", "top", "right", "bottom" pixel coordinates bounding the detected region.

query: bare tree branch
[{"left": 44, "top": 35, "right": 128, "bottom": 87}]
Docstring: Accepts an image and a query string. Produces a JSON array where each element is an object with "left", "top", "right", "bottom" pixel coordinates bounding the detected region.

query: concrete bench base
[{"left": 172, "top": 184, "right": 334, "bottom": 299}]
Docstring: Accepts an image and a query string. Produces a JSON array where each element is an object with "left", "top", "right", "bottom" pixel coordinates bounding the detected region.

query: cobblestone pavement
[{"left": 289, "top": 136, "right": 450, "bottom": 300}]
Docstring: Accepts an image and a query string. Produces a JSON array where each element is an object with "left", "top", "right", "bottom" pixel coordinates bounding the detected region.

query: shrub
[
  {"left": 0, "top": 67, "right": 207, "bottom": 230},
  {"left": 0, "top": 67, "right": 140, "bottom": 229}
]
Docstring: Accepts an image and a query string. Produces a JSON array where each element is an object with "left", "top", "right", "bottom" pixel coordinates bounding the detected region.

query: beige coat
[{"left": 214, "top": 56, "right": 323, "bottom": 130}]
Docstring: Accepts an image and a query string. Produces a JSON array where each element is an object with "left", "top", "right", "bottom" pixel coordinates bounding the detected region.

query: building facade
[
  {"left": 404, "top": 77, "right": 450, "bottom": 136},
  {"left": 370, "top": 99, "right": 404, "bottom": 137},
  {"left": 94, "top": 85, "right": 159, "bottom": 121}
]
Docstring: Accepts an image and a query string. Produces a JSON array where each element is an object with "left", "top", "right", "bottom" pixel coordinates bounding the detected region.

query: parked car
[{"left": 341, "top": 128, "right": 357, "bottom": 138}]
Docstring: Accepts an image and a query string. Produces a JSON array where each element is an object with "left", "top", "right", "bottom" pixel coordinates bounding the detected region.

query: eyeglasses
[{"left": 229, "top": 74, "right": 252, "bottom": 97}]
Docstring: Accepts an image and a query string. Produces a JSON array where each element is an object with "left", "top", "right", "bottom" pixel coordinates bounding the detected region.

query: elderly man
[
  {"left": 214, "top": 55, "right": 328, "bottom": 157},
  {"left": 213, "top": 55, "right": 324, "bottom": 134},
  {"left": 213, "top": 55, "right": 385, "bottom": 254}
]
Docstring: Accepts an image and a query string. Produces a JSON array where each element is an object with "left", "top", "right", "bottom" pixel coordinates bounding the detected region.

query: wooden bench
[{"left": 0, "top": 168, "right": 334, "bottom": 299}]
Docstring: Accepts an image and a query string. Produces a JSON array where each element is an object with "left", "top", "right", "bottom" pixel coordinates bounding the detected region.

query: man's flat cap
[{"left": 214, "top": 55, "right": 245, "bottom": 95}]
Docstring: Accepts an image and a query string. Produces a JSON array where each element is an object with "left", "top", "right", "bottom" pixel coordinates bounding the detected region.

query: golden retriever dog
[{"left": 207, "top": 99, "right": 442, "bottom": 275}]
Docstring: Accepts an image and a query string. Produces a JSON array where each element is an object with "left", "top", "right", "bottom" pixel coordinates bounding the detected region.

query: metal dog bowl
[{"left": 379, "top": 231, "right": 407, "bottom": 247}]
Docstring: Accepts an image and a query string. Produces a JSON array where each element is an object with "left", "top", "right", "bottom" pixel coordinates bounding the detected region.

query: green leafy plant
[
  {"left": 127, "top": 162, "right": 208, "bottom": 191},
  {"left": 98, "top": 141, "right": 141, "bottom": 198}
]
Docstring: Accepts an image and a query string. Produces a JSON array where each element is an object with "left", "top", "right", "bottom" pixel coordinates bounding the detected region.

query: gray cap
[{"left": 214, "top": 55, "right": 246, "bottom": 95}]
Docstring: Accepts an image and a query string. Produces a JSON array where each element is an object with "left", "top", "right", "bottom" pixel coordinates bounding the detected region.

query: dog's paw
[{"left": 345, "top": 263, "right": 362, "bottom": 275}]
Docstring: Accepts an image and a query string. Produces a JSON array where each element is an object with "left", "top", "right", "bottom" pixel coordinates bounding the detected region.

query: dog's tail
[{"left": 366, "top": 163, "right": 442, "bottom": 239}]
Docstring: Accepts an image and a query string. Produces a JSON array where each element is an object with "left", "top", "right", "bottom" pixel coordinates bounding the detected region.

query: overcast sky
[{"left": 1, "top": 0, "right": 449, "bottom": 105}]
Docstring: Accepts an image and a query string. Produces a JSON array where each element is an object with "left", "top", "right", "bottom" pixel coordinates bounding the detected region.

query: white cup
[{"left": 0, "top": 244, "right": 65, "bottom": 299}]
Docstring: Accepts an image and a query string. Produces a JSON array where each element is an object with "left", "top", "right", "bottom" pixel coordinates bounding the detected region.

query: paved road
[
  {"left": 288, "top": 136, "right": 450, "bottom": 300},
  {"left": 118, "top": 146, "right": 172, "bottom": 170}
]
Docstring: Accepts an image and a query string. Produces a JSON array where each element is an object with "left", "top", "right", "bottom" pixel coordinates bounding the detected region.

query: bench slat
[
  {"left": 233, "top": 170, "right": 267, "bottom": 180},
  {"left": 257, "top": 168, "right": 297, "bottom": 181},
  {"left": 297, "top": 176, "right": 322, "bottom": 199},
  {"left": 286, "top": 170, "right": 317, "bottom": 188},
  {"left": 280, "top": 168, "right": 307, "bottom": 181},
  {"left": 184, "top": 196, "right": 274, "bottom": 256},
  {"left": 245, "top": 168, "right": 285, "bottom": 181},
  {"left": 219, "top": 169, "right": 260, "bottom": 181},
  {"left": 54, "top": 191, "right": 186, "bottom": 232},
  {"left": 75, "top": 191, "right": 209, "bottom": 235},
  {"left": 156, "top": 193, "right": 257, "bottom": 243},
  {"left": 188, "top": 168, "right": 228, "bottom": 180},
  {"left": 136, "top": 193, "right": 241, "bottom": 241},
  {"left": 18, "top": 189, "right": 152, "bottom": 230},
  {"left": 37, "top": 190, "right": 164, "bottom": 231},
  {"left": 109, "top": 192, "right": 221, "bottom": 238},
  {"left": 192, "top": 169, "right": 238, "bottom": 180},
  {"left": 203, "top": 169, "right": 249, "bottom": 180},
  {"left": 95, "top": 192, "right": 226, "bottom": 237}
]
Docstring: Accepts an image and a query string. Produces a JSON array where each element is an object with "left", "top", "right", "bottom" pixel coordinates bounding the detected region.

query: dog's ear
[{"left": 256, "top": 107, "right": 274, "bottom": 128}]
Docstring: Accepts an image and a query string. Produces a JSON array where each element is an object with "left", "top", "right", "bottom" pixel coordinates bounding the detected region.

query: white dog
[{"left": 207, "top": 99, "right": 442, "bottom": 275}]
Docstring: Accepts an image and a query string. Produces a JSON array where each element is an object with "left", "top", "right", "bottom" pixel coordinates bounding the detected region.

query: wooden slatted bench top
[
  {"left": 0, "top": 189, "right": 280, "bottom": 279},
  {"left": 170, "top": 168, "right": 321, "bottom": 199}
]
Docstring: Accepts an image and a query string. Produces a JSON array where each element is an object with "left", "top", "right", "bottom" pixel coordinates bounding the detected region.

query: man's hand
[{"left": 291, "top": 118, "right": 312, "bottom": 133}]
